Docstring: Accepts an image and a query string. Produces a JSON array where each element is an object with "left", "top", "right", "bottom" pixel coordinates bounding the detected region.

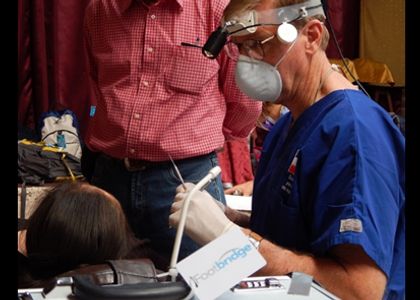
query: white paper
[
  {"left": 225, "top": 195, "right": 252, "bottom": 211},
  {"left": 176, "top": 227, "right": 266, "bottom": 300}
]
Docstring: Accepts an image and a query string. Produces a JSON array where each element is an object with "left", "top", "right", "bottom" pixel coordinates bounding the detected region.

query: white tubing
[{"left": 168, "top": 166, "right": 222, "bottom": 281}]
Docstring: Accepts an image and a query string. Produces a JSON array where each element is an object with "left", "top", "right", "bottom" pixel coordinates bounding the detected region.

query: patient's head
[{"left": 24, "top": 181, "right": 136, "bottom": 279}]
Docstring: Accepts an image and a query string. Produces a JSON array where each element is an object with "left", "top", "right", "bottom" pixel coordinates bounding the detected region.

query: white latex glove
[{"left": 169, "top": 182, "right": 238, "bottom": 245}]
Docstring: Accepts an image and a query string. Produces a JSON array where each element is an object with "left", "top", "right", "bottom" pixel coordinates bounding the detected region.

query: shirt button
[
  {"left": 134, "top": 113, "right": 140, "bottom": 119},
  {"left": 147, "top": 47, "right": 153, "bottom": 53},
  {"left": 150, "top": 14, "right": 156, "bottom": 19},
  {"left": 129, "top": 148, "right": 135, "bottom": 154},
  {"left": 143, "top": 81, "right": 149, "bottom": 87}
]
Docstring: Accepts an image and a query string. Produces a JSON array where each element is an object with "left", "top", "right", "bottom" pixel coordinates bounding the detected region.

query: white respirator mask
[{"left": 234, "top": 37, "right": 297, "bottom": 102}]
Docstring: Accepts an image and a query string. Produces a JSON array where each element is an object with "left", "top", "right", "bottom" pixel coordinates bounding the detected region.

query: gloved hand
[{"left": 169, "top": 182, "right": 238, "bottom": 245}]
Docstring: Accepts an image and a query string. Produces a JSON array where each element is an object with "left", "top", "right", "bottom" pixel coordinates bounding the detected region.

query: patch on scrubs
[
  {"left": 288, "top": 150, "right": 300, "bottom": 175},
  {"left": 339, "top": 218, "right": 363, "bottom": 233}
]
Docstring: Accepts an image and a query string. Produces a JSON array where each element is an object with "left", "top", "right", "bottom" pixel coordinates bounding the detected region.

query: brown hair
[{"left": 23, "top": 181, "right": 137, "bottom": 282}]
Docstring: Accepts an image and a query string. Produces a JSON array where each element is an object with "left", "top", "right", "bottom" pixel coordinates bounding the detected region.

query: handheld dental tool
[{"left": 168, "top": 154, "right": 187, "bottom": 190}]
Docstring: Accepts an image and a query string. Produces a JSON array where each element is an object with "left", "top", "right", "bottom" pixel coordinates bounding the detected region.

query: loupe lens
[{"left": 203, "top": 49, "right": 216, "bottom": 58}]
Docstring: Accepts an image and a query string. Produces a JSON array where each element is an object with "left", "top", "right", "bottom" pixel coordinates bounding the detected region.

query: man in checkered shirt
[{"left": 83, "top": 0, "right": 261, "bottom": 261}]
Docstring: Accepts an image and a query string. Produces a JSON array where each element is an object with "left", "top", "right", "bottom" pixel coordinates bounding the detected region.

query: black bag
[
  {"left": 19, "top": 259, "right": 191, "bottom": 299},
  {"left": 18, "top": 140, "right": 84, "bottom": 185},
  {"left": 68, "top": 259, "right": 191, "bottom": 300},
  {"left": 73, "top": 276, "right": 190, "bottom": 300}
]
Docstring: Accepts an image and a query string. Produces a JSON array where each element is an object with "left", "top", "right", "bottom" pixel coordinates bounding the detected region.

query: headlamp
[
  {"left": 202, "top": 26, "right": 229, "bottom": 59},
  {"left": 202, "top": 0, "right": 325, "bottom": 59}
]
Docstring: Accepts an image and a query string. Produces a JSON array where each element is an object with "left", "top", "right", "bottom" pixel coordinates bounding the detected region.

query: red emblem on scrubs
[{"left": 288, "top": 150, "right": 299, "bottom": 175}]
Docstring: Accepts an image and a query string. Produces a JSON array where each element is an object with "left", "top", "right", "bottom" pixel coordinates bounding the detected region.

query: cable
[
  {"left": 180, "top": 42, "right": 202, "bottom": 49},
  {"left": 323, "top": 1, "right": 371, "bottom": 98},
  {"left": 168, "top": 166, "right": 222, "bottom": 282}
]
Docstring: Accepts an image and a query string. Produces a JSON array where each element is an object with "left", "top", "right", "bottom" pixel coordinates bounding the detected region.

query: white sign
[
  {"left": 225, "top": 195, "right": 252, "bottom": 211},
  {"left": 176, "top": 227, "right": 266, "bottom": 300}
]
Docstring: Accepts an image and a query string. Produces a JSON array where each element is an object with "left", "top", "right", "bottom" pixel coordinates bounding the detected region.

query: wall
[{"left": 359, "top": 0, "right": 405, "bottom": 86}]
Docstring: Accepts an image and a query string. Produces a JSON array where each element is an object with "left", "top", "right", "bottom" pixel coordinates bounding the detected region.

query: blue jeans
[{"left": 91, "top": 152, "right": 226, "bottom": 261}]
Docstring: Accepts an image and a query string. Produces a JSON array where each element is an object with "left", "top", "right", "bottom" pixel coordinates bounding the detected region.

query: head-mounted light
[{"left": 202, "top": 0, "right": 325, "bottom": 59}]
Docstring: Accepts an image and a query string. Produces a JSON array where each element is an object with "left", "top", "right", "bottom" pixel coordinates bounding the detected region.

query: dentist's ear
[
  {"left": 276, "top": 22, "right": 298, "bottom": 43},
  {"left": 302, "top": 19, "right": 324, "bottom": 53}
]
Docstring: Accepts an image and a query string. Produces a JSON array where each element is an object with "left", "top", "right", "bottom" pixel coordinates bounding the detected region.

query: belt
[
  {"left": 123, "top": 157, "right": 169, "bottom": 172},
  {"left": 103, "top": 152, "right": 215, "bottom": 172}
]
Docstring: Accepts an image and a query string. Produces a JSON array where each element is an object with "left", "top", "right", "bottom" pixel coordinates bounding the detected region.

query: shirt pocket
[{"left": 164, "top": 46, "right": 219, "bottom": 95}]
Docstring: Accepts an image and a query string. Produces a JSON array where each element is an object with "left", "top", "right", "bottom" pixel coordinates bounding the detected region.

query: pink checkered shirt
[{"left": 84, "top": 0, "right": 261, "bottom": 161}]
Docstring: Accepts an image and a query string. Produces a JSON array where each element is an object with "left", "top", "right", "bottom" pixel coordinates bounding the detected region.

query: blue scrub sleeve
[{"left": 308, "top": 118, "right": 402, "bottom": 279}]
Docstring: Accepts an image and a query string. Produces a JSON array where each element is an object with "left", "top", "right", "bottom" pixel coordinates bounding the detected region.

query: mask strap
[{"left": 274, "top": 34, "right": 298, "bottom": 68}]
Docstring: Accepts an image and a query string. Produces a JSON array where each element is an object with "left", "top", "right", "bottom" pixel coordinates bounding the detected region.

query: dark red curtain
[
  {"left": 325, "top": 0, "right": 361, "bottom": 59},
  {"left": 18, "top": 0, "right": 92, "bottom": 138},
  {"left": 217, "top": 139, "right": 254, "bottom": 187}
]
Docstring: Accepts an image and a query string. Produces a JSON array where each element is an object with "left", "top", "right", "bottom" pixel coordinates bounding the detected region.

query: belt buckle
[{"left": 124, "top": 158, "right": 146, "bottom": 172}]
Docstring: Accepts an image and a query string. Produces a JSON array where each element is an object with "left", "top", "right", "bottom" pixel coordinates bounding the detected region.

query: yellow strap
[
  {"left": 19, "top": 139, "right": 66, "bottom": 153},
  {"left": 61, "top": 153, "right": 76, "bottom": 181},
  {"left": 55, "top": 175, "right": 84, "bottom": 181}
]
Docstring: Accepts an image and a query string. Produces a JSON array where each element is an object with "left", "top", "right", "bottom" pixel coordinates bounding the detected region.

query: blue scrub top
[{"left": 251, "top": 90, "right": 405, "bottom": 299}]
